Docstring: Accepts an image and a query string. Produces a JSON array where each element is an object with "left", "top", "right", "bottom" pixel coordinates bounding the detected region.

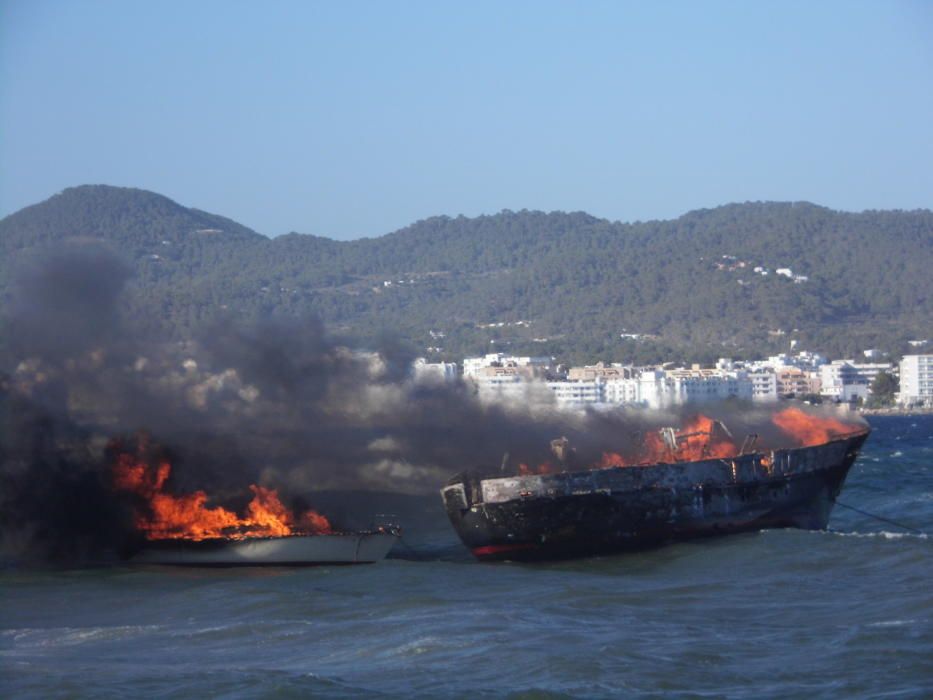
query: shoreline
[{"left": 858, "top": 406, "right": 933, "bottom": 416}]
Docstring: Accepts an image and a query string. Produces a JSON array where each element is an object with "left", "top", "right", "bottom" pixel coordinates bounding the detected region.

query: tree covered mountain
[{"left": 2, "top": 185, "right": 931, "bottom": 365}]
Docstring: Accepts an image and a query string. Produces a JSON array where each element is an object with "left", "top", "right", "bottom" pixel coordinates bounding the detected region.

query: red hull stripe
[{"left": 472, "top": 543, "right": 536, "bottom": 557}]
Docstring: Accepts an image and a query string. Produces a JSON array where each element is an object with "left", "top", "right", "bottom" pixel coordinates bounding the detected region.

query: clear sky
[{"left": 1, "top": 0, "right": 931, "bottom": 239}]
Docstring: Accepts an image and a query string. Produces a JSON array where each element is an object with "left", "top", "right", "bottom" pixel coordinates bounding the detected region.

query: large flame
[
  {"left": 770, "top": 406, "right": 859, "bottom": 447},
  {"left": 524, "top": 407, "right": 863, "bottom": 475},
  {"left": 596, "top": 414, "right": 739, "bottom": 470},
  {"left": 112, "top": 450, "right": 331, "bottom": 541}
]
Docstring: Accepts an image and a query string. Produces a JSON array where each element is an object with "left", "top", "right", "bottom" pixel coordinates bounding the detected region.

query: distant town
[{"left": 413, "top": 347, "right": 933, "bottom": 410}]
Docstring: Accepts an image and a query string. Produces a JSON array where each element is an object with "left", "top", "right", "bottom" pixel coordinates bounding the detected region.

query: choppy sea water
[{"left": 2, "top": 415, "right": 931, "bottom": 699}]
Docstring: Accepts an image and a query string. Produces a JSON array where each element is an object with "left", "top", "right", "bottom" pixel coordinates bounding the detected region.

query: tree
[{"left": 867, "top": 371, "right": 899, "bottom": 408}]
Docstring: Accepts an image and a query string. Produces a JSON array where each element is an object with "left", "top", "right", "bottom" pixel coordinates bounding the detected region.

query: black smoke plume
[{"left": 0, "top": 247, "right": 865, "bottom": 564}]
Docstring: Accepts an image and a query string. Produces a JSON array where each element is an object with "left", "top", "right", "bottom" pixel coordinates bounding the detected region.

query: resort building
[{"left": 898, "top": 355, "right": 933, "bottom": 407}]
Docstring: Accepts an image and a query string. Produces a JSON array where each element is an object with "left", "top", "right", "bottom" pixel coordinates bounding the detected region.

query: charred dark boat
[{"left": 442, "top": 428, "right": 870, "bottom": 562}]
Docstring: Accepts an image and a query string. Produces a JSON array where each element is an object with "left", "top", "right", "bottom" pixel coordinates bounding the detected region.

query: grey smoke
[{"left": 0, "top": 247, "right": 865, "bottom": 563}]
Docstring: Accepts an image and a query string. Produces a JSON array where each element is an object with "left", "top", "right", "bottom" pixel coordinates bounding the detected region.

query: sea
[{"left": 2, "top": 414, "right": 931, "bottom": 699}]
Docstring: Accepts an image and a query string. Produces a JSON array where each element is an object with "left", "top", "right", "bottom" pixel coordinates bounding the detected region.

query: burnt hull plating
[
  {"left": 130, "top": 531, "right": 398, "bottom": 566},
  {"left": 442, "top": 432, "right": 869, "bottom": 562}
]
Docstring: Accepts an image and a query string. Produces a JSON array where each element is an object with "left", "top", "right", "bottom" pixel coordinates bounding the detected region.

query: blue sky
[{"left": 1, "top": 0, "right": 931, "bottom": 239}]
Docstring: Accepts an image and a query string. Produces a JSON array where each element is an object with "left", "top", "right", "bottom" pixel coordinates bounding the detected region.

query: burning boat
[
  {"left": 128, "top": 530, "right": 399, "bottom": 566},
  {"left": 441, "top": 407, "right": 870, "bottom": 561},
  {"left": 113, "top": 442, "right": 398, "bottom": 566}
]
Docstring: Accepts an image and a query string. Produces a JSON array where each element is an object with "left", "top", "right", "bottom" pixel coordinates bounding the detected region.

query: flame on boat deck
[
  {"left": 112, "top": 443, "right": 331, "bottom": 542},
  {"left": 519, "top": 406, "right": 864, "bottom": 475}
]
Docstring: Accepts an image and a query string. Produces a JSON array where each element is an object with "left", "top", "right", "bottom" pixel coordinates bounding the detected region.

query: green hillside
[{"left": 2, "top": 186, "right": 931, "bottom": 365}]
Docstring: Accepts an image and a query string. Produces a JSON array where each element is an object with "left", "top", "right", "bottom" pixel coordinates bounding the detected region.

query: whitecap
[
  {"left": 167, "top": 623, "right": 238, "bottom": 637},
  {"left": 868, "top": 619, "right": 919, "bottom": 628},
  {"left": 5, "top": 625, "right": 161, "bottom": 649},
  {"left": 822, "top": 530, "right": 928, "bottom": 540}
]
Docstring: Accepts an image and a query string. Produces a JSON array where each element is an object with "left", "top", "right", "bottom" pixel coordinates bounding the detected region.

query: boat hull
[
  {"left": 442, "top": 432, "right": 869, "bottom": 562},
  {"left": 129, "top": 531, "right": 398, "bottom": 566}
]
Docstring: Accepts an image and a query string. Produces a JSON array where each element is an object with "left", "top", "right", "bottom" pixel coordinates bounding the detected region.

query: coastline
[{"left": 858, "top": 406, "right": 933, "bottom": 416}]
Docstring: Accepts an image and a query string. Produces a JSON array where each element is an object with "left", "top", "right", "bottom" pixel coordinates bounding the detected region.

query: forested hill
[{"left": 2, "top": 185, "right": 931, "bottom": 364}]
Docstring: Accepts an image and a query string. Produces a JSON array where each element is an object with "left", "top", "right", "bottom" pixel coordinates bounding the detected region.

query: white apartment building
[
  {"left": 412, "top": 358, "right": 459, "bottom": 383},
  {"left": 634, "top": 370, "right": 680, "bottom": 409},
  {"left": 546, "top": 380, "right": 604, "bottom": 406},
  {"left": 471, "top": 370, "right": 530, "bottom": 402},
  {"left": 899, "top": 354, "right": 933, "bottom": 406},
  {"left": 750, "top": 351, "right": 827, "bottom": 372},
  {"left": 776, "top": 367, "right": 821, "bottom": 397},
  {"left": 819, "top": 360, "right": 894, "bottom": 402},
  {"left": 747, "top": 369, "right": 778, "bottom": 400},
  {"left": 603, "top": 376, "right": 644, "bottom": 405},
  {"left": 538, "top": 367, "right": 754, "bottom": 409},
  {"left": 665, "top": 368, "right": 754, "bottom": 404},
  {"left": 466, "top": 363, "right": 555, "bottom": 403},
  {"left": 462, "top": 353, "right": 552, "bottom": 378},
  {"left": 545, "top": 372, "right": 668, "bottom": 408},
  {"left": 567, "top": 362, "right": 636, "bottom": 381}
]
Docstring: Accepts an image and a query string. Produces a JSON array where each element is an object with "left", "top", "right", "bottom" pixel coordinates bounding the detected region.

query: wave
[
  {"left": 867, "top": 619, "right": 922, "bottom": 628},
  {"left": 1, "top": 625, "right": 161, "bottom": 650},
  {"left": 820, "top": 530, "right": 928, "bottom": 540},
  {"left": 759, "top": 529, "right": 929, "bottom": 541}
]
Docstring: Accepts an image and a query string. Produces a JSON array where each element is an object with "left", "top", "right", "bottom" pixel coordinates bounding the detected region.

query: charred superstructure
[{"left": 442, "top": 429, "right": 869, "bottom": 562}]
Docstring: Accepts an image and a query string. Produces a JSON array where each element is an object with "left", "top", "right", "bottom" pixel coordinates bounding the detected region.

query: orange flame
[
  {"left": 113, "top": 450, "right": 331, "bottom": 541},
  {"left": 519, "top": 408, "right": 863, "bottom": 475},
  {"left": 771, "top": 406, "right": 857, "bottom": 447},
  {"left": 634, "top": 430, "right": 669, "bottom": 466},
  {"left": 596, "top": 414, "right": 739, "bottom": 469},
  {"left": 598, "top": 452, "right": 628, "bottom": 468},
  {"left": 678, "top": 414, "right": 738, "bottom": 460}
]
